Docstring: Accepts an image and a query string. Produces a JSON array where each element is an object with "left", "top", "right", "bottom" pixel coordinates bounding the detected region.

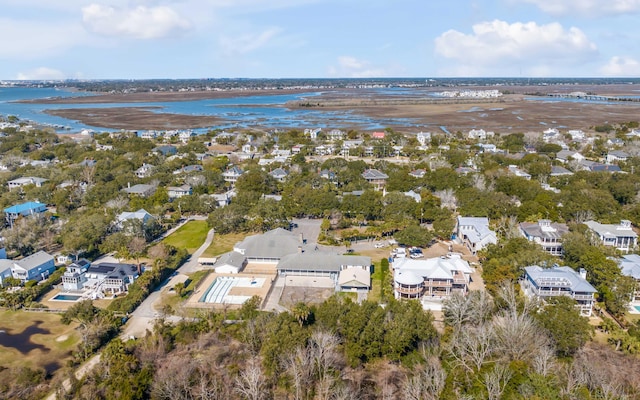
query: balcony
[
  {"left": 427, "top": 280, "right": 452, "bottom": 288},
  {"left": 396, "top": 285, "right": 423, "bottom": 295}
]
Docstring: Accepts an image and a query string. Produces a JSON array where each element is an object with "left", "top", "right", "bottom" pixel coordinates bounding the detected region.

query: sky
[{"left": 2, "top": 0, "right": 640, "bottom": 80}]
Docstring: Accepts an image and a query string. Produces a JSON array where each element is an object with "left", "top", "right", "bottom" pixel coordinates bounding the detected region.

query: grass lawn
[
  {"left": 201, "top": 232, "right": 246, "bottom": 258},
  {"left": 163, "top": 220, "right": 210, "bottom": 253},
  {"left": 0, "top": 310, "right": 80, "bottom": 375}
]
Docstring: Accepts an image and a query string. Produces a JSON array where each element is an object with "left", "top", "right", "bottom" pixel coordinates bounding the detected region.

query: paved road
[{"left": 121, "top": 228, "right": 215, "bottom": 338}]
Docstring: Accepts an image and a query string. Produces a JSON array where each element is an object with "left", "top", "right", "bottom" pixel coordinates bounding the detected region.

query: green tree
[{"left": 534, "top": 296, "right": 593, "bottom": 357}]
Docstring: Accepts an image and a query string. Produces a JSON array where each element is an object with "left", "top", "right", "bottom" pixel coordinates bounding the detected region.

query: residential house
[
  {"left": 86, "top": 262, "right": 139, "bottom": 294},
  {"left": 291, "top": 144, "right": 304, "bottom": 154},
  {"left": 116, "top": 209, "right": 155, "bottom": 230},
  {"left": 319, "top": 169, "right": 337, "bottom": 183},
  {"left": 618, "top": 254, "right": 640, "bottom": 302},
  {"left": 582, "top": 161, "right": 622, "bottom": 172},
  {"left": 61, "top": 259, "right": 91, "bottom": 291},
  {"left": 173, "top": 165, "right": 203, "bottom": 175},
  {"left": 11, "top": 251, "right": 56, "bottom": 282},
  {"left": 403, "top": 190, "right": 421, "bottom": 203},
  {"left": 542, "top": 128, "right": 561, "bottom": 143},
  {"left": 519, "top": 219, "right": 569, "bottom": 256},
  {"left": 508, "top": 165, "right": 531, "bottom": 179},
  {"left": 0, "top": 260, "right": 12, "bottom": 285},
  {"left": 567, "top": 129, "right": 586, "bottom": 141},
  {"left": 122, "top": 183, "right": 156, "bottom": 198},
  {"left": 364, "top": 146, "right": 374, "bottom": 157},
  {"left": 167, "top": 184, "right": 193, "bottom": 200},
  {"left": 178, "top": 130, "right": 195, "bottom": 143},
  {"left": 222, "top": 166, "right": 244, "bottom": 184},
  {"left": 304, "top": 128, "right": 321, "bottom": 139},
  {"left": 372, "top": 131, "right": 385, "bottom": 139},
  {"left": 478, "top": 143, "right": 498, "bottom": 153},
  {"left": 327, "top": 129, "right": 344, "bottom": 141},
  {"left": 314, "top": 145, "right": 334, "bottom": 156},
  {"left": 521, "top": 265, "right": 596, "bottom": 316},
  {"left": 607, "top": 138, "right": 625, "bottom": 147},
  {"left": 95, "top": 143, "right": 113, "bottom": 151},
  {"left": 362, "top": 169, "right": 388, "bottom": 190},
  {"left": 153, "top": 145, "right": 178, "bottom": 157},
  {"left": 556, "top": 150, "right": 585, "bottom": 164},
  {"left": 392, "top": 254, "right": 473, "bottom": 300},
  {"left": 135, "top": 163, "right": 156, "bottom": 178},
  {"left": 278, "top": 253, "right": 371, "bottom": 291},
  {"left": 233, "top": 228, "right": 309, "bottom": 263},
  {"left": 7, "top": 176, "right": 48, "bottom": 191},
  {"left": 211, "top": 190, "right": 235, "bottom": 207},
  {"left": 140, "top": 130, "right": 159, "bottom": 140},
  {"left": 269, "top": 168, "right": 288, "bottom": 182},
  {"left": 468, "top": 129, "right": 486, "bottom": 140},
  {"left": 455, "top": 217, "right": 498, "bottom": 254},
  {"left": 409, "top": 169, "right": 426, "bottom": 178},
  {"left": 606, "top": 150, "right": 629, "bottom": 164},
  {"left": 584, "top": 220, "right": 637, "bottom": 253},
  {"left": 550, "top": 165, "right": 574, "bottom": 177},
  {"left": 416, "top": 132, "right": 432, "bottom": 146},
  {"left": 4, "top": 201, "right": 47, "bottom": 225}
]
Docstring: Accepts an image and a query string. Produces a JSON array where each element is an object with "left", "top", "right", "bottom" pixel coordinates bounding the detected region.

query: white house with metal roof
[
  {"left": 455, "top": 216, "right": 497, "bottom": 254},
  {"left": 362, "top": 169, "right": 388, "bottom": 190},
  {"left": 7, "top": 176, "right": 48, "bottom": 191},
  {"left": 618, "top": 254, "right": 640, "bottom": 303},
  {"left": 521, "top": 265, "right": 597, "bottom": 316},
  {"left": 585, "top": 220, "right": 637, "bottom": 253},
  {"left": 392, "top": 255, "right": 473, "bottom": 300}
]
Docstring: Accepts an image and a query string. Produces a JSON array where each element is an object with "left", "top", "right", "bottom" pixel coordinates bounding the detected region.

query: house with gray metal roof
[
  {"left": 122, "top": 183, "right": 157, "bottom": 198},
  {"left": 11, "top": 250, "right": 55, "bottom": 282},
  {"left": 522, "top": 265, "right": 596, "bottom": 316},
  {"left": 519, "top": 219, "right": 569, "bottom": 256},
  {"left": 7, "top": 176, "right": 48, "bottom": 191},
  {"left": 618, "top": 254, "right": 640, "bottom": 303},
  {"left": 234, "top": 228, "right": 309, "bottom": 262},
  {"left": 392, "top": 254, "right": 473, "bottom": 300},
  {"left": 585, "top": 220, "right": 637, "bottom": 253},
  {"left": 456, "top": 216, "right": 497, "bottom": 254},
  {"left": 362, "top": 169, "right": 388, "bottom": 190},
  {"left": 213, "top": 252, "right": 248, "bottom": 274}
]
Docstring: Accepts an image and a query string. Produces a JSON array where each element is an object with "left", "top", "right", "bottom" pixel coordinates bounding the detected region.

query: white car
[{"left": 374, "top": 242, "right": 385, "bottom": 248}]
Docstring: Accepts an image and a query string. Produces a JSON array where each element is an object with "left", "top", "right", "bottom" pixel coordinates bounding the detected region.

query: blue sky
[{"left": 2, "top": 0, "right": 640, "bottom": 80}]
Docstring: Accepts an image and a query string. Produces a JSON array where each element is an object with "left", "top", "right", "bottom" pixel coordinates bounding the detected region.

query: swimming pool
[
  {"left": 51, "top": 294, "right": 83, "bottom": 302},
  {"left": 634, "top": 305, "right": 640, "bottom": 312},
  {"left": 199, "top": 276, "right": 265, "bottom": 305}
]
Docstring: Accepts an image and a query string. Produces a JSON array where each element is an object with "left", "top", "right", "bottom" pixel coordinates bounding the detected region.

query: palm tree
[{"left": 291, "top": 302, "right": 311, "bottom": 327}]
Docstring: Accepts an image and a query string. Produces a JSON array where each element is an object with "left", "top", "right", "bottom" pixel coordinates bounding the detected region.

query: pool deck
[{"left": 186, "top": 271, "right": 276, "bottom": 309}]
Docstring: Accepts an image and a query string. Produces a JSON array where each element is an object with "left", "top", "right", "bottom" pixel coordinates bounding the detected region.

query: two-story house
[
  {"left": 522, "top": 265, "right": 597, "bottom": 316},
  {"left": 584, "top": 220, "right": 637, "bottom": 253},
  {"left": 519, "top": 219, "right": 569, "bottom": 256},
  {"left": 455, "top": 217, "right": 498, "bottom": 254}
]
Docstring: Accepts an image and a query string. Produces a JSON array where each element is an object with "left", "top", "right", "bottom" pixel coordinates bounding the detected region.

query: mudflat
[{"left": 29, "top": 85, "right": 640, "bottom": 132}]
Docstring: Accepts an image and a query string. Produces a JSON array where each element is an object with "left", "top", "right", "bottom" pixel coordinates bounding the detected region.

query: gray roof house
[
  {"left": 606, "top": 150, "right": 630, "bottom": 164},
  {"left": 269, "top": 167, "right": 289, "bottom": 182},
  {"left": 519, "top": 219, "right": 569, "bottom": 256},
  {"left": 585, "top": 220, "right": 637, "bottom": 253},
  {"left": 234, "top": 228, "right": 308, "bottom": 262},
  {"left": 522, "top": 265, "right": 597, "bottom": 316},
  {"left": 122, "top": 183, "right": 157, "bottom": 197},
  {"left": 456, "top": 216, "right": 497, "bottom": 254},
  {"left": 11, "top": 251, "right": 56, "bottom": 282},
  {"left": 618, "top": 254, "right": 640, "bottom": 302},
  {"left": 362, "top": 169, "right": 388, "bottom": 190},
  {"left": 7, "top": 176, "right": 48, "bottom": 191}
]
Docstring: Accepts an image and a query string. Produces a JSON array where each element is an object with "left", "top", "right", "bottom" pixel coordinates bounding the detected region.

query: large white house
[
  {"left": 392, "top": 255, "right": 473, "bottom": 300},
  {"left": 455, "top": 217, "right": 497, "bottom": 254},
  {"left": 585, "top": 220, "right": 637, "bottom": 253},
  {"left": 521, "top": 265, "right": 596, "bottom": 316}
]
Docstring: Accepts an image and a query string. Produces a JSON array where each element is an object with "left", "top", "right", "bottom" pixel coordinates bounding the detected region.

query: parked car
[{"left": 374, "top": 242, "right": 385, "bottom": 248}]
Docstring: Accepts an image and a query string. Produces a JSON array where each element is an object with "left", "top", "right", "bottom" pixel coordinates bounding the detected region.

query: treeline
[{"left": 47, "top": 288, "right": 640, "bottom": 400}]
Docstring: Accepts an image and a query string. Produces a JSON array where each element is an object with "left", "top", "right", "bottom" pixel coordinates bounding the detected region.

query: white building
[
  {"left": 522, "top": 265, "right": 596, "bottom": 316},
  {"left": 392, "top": 255, "right": 473, "bottom": 300},
  {"left": 455, "top": 217, "right": 497, "bottom": 254},
  {"left": 584, "top": 220, "right": 637, "bottom": 253}
]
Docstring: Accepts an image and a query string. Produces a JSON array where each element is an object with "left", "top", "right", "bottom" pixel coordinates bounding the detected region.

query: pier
[{"left": 546, "top": 92, "right": 640, "bottom": 102}]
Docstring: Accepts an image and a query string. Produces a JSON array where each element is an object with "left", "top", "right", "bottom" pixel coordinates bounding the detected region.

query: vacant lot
[
  {"left": 201, "top": 232, "right": 246, "bottom": 258},
  {"left": 163, "top": 220, "right": 210, "bottom": 253},
  {"left": 0, "top": 310, "right": 79, "bottom": 375}
]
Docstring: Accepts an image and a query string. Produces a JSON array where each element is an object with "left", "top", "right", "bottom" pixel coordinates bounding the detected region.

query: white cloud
[
  {"left": 16, "top": 67, "right": 66, "bottom": 80},
  {"left": 518, "top": 0, "right": 640, "bottom": 16},
  {"left": 434, "top": 20, "right": 598, "bottom": 76},
  {"left": 219, "top": 28, "right": 283, "bottom": 55},
  {"left": 82, "top": 3, "right": 191, "bottom": 39},
  {"left": 600, "top": 56, "right": 640, "bottom": 77},
  {"left": 327, "top": 56, "right": 397, "bottom": 78}
]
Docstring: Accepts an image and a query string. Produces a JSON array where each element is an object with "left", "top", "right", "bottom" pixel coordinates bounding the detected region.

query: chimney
[{"left": 579, "top": 268, "right": 587, "bottom": 280}]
